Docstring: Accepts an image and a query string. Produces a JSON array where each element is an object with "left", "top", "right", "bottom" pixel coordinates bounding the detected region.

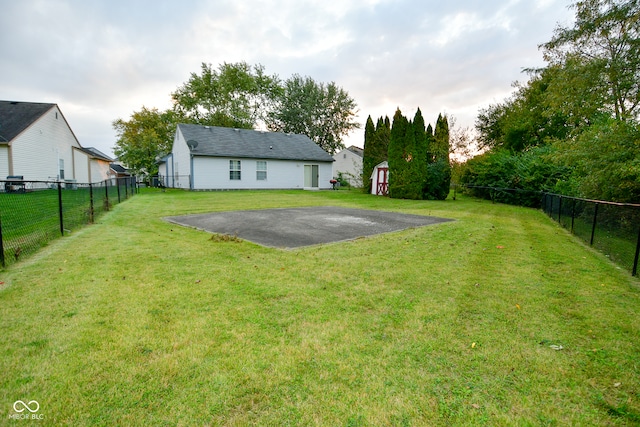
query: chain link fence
[
  {"left": 454, "top": 184, "right": 640, "bottom": 276},
  {"left": 542, "top": 193, "right": 640, "bottom": 276},
  {"left": 0, "top": 177, "right": 137, "bottom": 268}
]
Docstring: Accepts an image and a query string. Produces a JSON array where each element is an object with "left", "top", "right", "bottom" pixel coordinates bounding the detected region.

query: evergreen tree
[
  {"left": 374, "top": 116, "right": 391, "bottom": 161},
  {"left": 362, "top": 115, "right": 376, "bottom": 193},
  {"left": 403, "top": 118, "right": 421, "bottom": 199},
  {"left": 388, "top": 108, "right": 409, "bottom": 199},
  {"left": 433, "top": 114, "right": 450, "bottom": 163},
  {"left": 424, "top": 114, "right": 452, "bottom": 200},
  {"left": 426, "top": 123, "right": 434, "bottom": 162},
  {"left": 412, "top": 108, "right": 428, "bottom": 199}
]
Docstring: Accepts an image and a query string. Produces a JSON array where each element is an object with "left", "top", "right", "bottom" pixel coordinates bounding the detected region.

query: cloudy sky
[{"left": 1, "top": 0, "right": 574, "bottom": 157}]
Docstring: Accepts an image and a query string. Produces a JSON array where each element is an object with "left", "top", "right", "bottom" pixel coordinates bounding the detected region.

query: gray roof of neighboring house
[
  {"left": 110, "top": 163, "right": 128, "bottom": 174},
  {"left": 346, "top": 145, "right": 364, "bottom": 157},
  {"left": 178, "top": 124, "right": 334, "bottom": 162},
  {"left": 78, "top": 146, "right": 113, "bottom": 162},
  {"left": 0, "top": 101, "right": 56, "bottom": 143}
]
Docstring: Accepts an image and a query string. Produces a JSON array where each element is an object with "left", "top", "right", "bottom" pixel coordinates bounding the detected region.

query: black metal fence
[
  {"left": 0, "top": 177, "right": 137, "bottom": 268},
  {"left": 454, "top": 184, "right": 640, "bottom": 276},
  {"left": 542, "top": 193, "right": 640, "bottom": 276}
]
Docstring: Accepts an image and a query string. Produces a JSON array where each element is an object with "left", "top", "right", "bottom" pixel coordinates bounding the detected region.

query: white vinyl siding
[
  {"left": 171, "top": 128, "right": 191, "bottom": 189},
  {"left": 0, "top": 146, "right": 9, "bottom": 179},
  {"left": 10, "top": 106, "right": 82, "bottom": 182},
  {"left": 191, "top": 157, "right": 332, "bottom": 190}
]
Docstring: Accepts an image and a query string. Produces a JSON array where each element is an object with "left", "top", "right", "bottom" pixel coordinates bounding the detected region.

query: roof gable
[
  {"left": 0, "top": 101, "right": 56, "bottom": 142},
  {"left": 177, "top": 124, "right": 334, "bottom": 162}
]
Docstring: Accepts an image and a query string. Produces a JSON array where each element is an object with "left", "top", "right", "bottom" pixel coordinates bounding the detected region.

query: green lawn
[{"left": 1, "top": 189, "right": 639, "bottom": 426}]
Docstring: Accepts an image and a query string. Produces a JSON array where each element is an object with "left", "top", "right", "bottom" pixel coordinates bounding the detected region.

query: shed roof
[
  {"left": 0, "top": 101, "right": 56, "bottom": 143},
  {"left": 178, "top": 124, "right": 334, "bottom": 162}
]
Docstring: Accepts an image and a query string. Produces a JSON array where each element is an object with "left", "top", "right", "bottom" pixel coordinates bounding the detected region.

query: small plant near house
[{"left": 337, "top": 172, "right": 351, "bottom": 188}]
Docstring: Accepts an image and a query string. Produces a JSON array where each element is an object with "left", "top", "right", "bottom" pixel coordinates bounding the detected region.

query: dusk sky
[{"left": 1, "top": 0, "right": 574, "bottom": 157}]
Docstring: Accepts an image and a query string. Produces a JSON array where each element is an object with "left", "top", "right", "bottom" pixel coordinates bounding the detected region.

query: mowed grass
[{"left": 1, "top": 189, "right": 639, "bottom": 426}]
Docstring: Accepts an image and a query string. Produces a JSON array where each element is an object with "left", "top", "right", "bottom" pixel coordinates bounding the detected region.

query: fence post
[
  {"left": 104, "top": 180, "right": 109, "bottom": 210},
  {"left": 117, "top": 178, "right": 121, "bottom": 203},
  {"left": 58, "top": 182, "right": 64, "bottom": 236},
  {"left": 570, "top": 199, "right": 576, "bottom": 234},
  {"left": 633, "top": 226, "right": 640, "bottom": 277},
  {"left": 590, "top": 203, "right": 599, "bottom": 246},
  {"left": 0, "top": 213, "right": 5, "bottom": 268},
  {"left": 89, "top": 183, "right": 94, "bottom": 224},
  {"left": 558, "top": 195, "right": 563, "bottom": 223}
]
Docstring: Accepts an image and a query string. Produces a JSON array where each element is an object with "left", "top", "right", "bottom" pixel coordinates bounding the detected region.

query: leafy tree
[
  {"left": 476, "top": 69, "right": 571, "bottom": 151},
  {"left": 552, "top": 117, "right": 640, "bottom": 202},
  {"left": 112, "top": 107, "right": 177, "bottom": 181},
  {"left": 266, "top": 74, "right": 359, "bottom": 154},
  {"left": 541, "top": 0, "right": 640, "bottom": 121},
  {"left": 171, "top": 62, "right": 282, "bottom": 129}
]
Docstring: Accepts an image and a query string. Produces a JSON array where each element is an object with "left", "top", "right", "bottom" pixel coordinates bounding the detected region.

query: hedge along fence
[{"left": 0, "top": 177, "right": 137, "bottom": 268}]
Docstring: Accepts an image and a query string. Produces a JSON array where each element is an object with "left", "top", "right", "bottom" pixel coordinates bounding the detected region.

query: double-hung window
[
  {"left": 256, "top": 161, "right": 267, "bottom": 180},
  {"left": 229, "top": 160, "right": 241, "bottom": 180}
]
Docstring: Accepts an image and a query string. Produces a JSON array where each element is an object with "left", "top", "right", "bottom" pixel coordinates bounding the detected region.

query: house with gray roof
[
  {"left": 160, "top": 124, "right": 334, "bottom": 190},
  {"left": 0, "top": 100, "right": 112, "bottom": 183}
]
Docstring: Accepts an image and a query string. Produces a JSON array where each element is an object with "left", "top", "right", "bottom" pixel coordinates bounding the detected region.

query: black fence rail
[
  {"left": 542, "top": 193, "right": 640, "bottom": 276},
  {"left": 0, "top": 177, "right": 137, "bottom": 268}
]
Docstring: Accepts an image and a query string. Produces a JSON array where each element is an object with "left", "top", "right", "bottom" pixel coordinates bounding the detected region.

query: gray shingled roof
[
  {"left": 0, "top": 101, "right": 56, "bottom": 143},
  {"left": 79, "top": 146, "right": 114, "bottom": 162},
  {"left": 178, "top": 124, "right": 334, "bottom": 162}
]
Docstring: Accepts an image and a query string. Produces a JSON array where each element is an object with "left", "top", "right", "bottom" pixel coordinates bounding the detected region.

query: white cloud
[{"left": 0, "top": 0, "right": 574, "bottom": 155}]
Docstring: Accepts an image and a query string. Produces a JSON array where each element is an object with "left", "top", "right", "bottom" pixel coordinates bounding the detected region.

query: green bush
[{"left": 460, "top": 146, "right": 569, "bottom": 207}]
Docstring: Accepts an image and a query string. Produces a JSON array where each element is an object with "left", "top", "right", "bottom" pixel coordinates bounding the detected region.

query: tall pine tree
[
  {"left": 362, "top": 115, "right": 376, "bottom": 193},
  {"left": 424, "top": 114, "right": 451, "bottom": 200},
  {"left": 388, "top": 108, "right": 409, "bottom": 199},
  {"left": 412, "top": 108, "right": 428, "bottom": 199}
]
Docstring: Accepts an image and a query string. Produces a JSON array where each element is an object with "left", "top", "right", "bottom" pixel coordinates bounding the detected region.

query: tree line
[
  {"left": 112, "top": 62, "right": 359, "bottom": 179},
  {"left": 363, "top": 108, "right": 451, "bottom": 200},
  {"left": 462, "top": 0, "right": 640, "bottom": 205}
]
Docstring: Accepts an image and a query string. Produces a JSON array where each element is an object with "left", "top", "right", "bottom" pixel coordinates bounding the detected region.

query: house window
[
  {"left": 59, "top": 159, "right": 65, "bottom": 179},
  {"left": 230, "top": 160, "right": 241, "bottom": 180},
  {"left": 256, "top": 161, "right": 267, "bottom": 180},
  {"left": 343, "top": 154, "right": 347, "bottom": 159}
]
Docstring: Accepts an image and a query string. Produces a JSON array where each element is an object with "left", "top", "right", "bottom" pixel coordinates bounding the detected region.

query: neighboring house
[
  {"left": 162, "top": 124, "right": 335, "bottom": 190},
  {"left": 0, "top": 100, "right": 110, "bottom": 183},
  {"left": 332, "top": 145, "right": 363, "bottom": 187},
  {"left": 73, "top": 146, "right": 113, "bottom": 183},
  {"left": 157, "top": 154, "right": 172, "bottom": 187},
  {"left": 109, "top": 162, "right": 130, "bottom": 179},
  {"left": 370, "top": 161, "right": 389, "bottom": 196}
]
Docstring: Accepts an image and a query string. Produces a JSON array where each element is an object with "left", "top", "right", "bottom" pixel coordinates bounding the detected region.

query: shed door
[
  {"left": 376, "top": 167, "right": 388, "bottom": 195},
  {"left": 304, "top": 165, "right": 319, "bottom": 188}
]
